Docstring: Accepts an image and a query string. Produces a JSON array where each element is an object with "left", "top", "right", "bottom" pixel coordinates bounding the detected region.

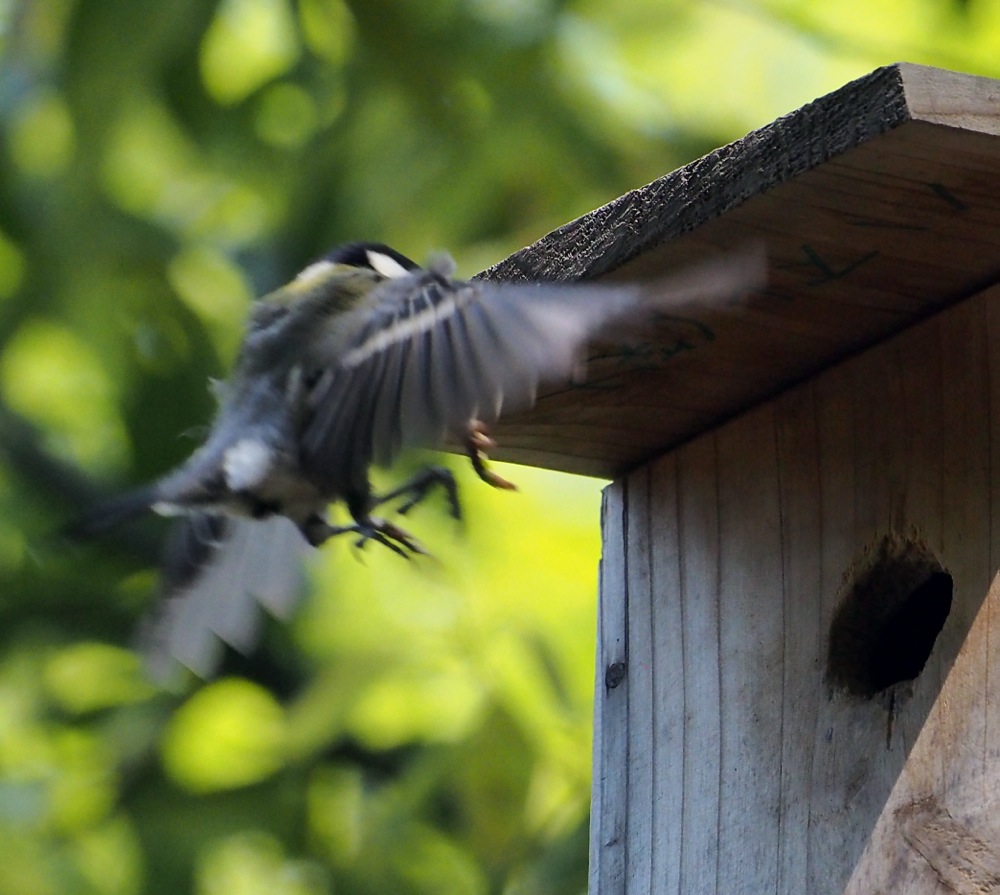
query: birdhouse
[{"left": 485, "top": 63, "right": 1000, "bottom": 894}]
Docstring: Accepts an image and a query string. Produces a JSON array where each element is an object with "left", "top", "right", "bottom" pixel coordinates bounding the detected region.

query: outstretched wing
[
  {"left": 299, "top": 250, "right": 764, "bottom": 491},
  {"left": 139, "top": 512, "right": 307, "bottom": 679}
]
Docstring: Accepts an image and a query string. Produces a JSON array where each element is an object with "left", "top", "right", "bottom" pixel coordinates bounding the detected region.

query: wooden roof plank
[{"left": 477, "top": 63, "right": 1000, "bottom": 478}]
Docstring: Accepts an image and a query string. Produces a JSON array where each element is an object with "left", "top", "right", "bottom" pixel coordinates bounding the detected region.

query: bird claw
[
  {"left": 305, "top": 423, "right": 518, "bottom": 561},
  {"left": 351, "top": 518, "right": 427, "bottom": 558},
  {"left": 373, "top": 465, "right": 461, "bottom": 520},
  {"left": 466, "top": 420, "right": 517, "bottom": 491},
  {"left": 303, "top": 515, "right": 425, "bottom": 558}
]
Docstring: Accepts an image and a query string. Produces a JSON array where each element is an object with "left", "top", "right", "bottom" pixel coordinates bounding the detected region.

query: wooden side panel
[{"left": 591, "top": 286, "right": 1000, "bottom": 894}]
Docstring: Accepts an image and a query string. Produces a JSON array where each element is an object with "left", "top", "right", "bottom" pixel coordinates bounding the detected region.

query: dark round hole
[
  {"left": 867, "top": 571, "right": 953, "bottom": 691},
  {"left": 827, "top": 535, "right": 952, "bottom": 698}
]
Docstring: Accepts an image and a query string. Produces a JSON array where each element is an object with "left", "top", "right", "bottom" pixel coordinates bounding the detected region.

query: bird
[{"left": 78, "top": 240, "right": 765, "bottom": 677}]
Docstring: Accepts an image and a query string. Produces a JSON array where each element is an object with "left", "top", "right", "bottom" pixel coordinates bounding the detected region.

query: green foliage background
[{"left": 0, "top": 1, "right": 997, "bottom": 892}]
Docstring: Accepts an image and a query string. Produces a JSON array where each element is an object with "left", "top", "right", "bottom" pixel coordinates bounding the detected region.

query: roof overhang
[{"left": 481, "top": 63, "right": 1000, "bottom": 477}]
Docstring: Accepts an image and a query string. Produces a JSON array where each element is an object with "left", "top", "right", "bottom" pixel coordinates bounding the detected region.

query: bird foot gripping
[
  {"left": 369, "top": 421, "right": 520, "bottom": 524},
  {"left": 465, "top": 420, "right": 517, "bottom": 491},
  {"left": 373, "top": 465, "right": 462, "bottom": 519},
  {"left": 301, "top": 421, "right": 518, "bottom": 559},
  {"left": 351, "top": 518, "right": 427, "bottom": 557},
  {"left": 303, "top": 514, "right": 427, "bottom": 558}
]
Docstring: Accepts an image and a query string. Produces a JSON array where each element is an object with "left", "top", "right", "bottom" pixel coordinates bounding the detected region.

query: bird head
[{"left": 322, "top": 242, "right": 420, "bottom": 279}]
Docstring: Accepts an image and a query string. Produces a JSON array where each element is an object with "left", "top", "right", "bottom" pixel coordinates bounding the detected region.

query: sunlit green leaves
[
  {"left": 72, "top": 817, "right": 144, "bottom": 895},
  {"left": 47, "top": 728, "right": 118, "bottom": 832},
  {"left": 0, "top": 229, "right": 26, "bottom": 300},
  {"left": 345, "top": 658, "right": 486, "bottom": 749},
  {"left": 392, "top": 825, "right": 487, "bottom": 895},
  {"left": 306, "top": 765, "right": 363, "bottom": 865},
  {"left": 254, "top": 83, "right": 321, "bottom": 148},
  {"left": 162, "top": 679, "right": 286, "bottom": 792},
  {"left": 8, "top": 89, "right": 75, "bottom": 178},
  {"left": 167, "top": 245, "right": 252, "bottom": 358},
  {"left": 0, "top": 648, "right": 145, "bottom": 895},
  {"left": 3, "top": 0, "right": 999, "bottom": 893},
  {"left": 102, "top": 97, "right": 277, "bottom": 244},
  {"left": 298, "top": 0, "right": 355, "bottom": 64},
  {"left": 45, "top": 643, "right": 155, "bottom": 715},
  {"left": 0, "top": 320, "right": 130, "bottom": 472},
  {"left": 196, "top": 832, "right": 327, "bottom": 895},
  {"left": 200, "top": 0, "right": 300, "bottom": 105}
]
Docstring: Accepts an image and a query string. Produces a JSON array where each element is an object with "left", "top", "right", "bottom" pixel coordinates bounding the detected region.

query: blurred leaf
[
  {"left": 44, "top": 643, "right": 155, "bottom": 715},
  {"left": 0, "top": 319, "right": 130, "bottom": 473},
  {"left": 161, "top": 679, "right": 286, "bottom": 792},
  {"left": 8, "top": 90, "right": 75, "bottom": 179},
  {"left": 196, "top": 831, "right": 327, "bottom": 895},
  {"left": 2, "top": 0, "right": 997, "bottom": 891},
  {"left": 199, "top": 0, "right": 300, "bottom": 105}
]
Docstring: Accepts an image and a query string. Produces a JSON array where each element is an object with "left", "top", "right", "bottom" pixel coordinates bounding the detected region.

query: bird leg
[
  {"left": 466, "top": 420, "right": 517, "bottom": 491},
  {"left": 372, "top": 465, "right": 462, "bottom": 519},
  {"left": 299, "top": 423, "right": 518, "bottom": 559},
  {"left": 301, "top": 514, "right": 426, "bottom": 558}
]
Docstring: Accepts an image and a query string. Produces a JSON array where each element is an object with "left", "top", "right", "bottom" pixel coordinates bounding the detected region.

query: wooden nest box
[{"left": 486, "top": 63, "right": 1000, "bottom": 894}]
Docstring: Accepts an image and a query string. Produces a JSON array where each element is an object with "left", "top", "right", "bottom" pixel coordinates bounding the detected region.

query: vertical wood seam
[
  {"left": 624, "top": 465, "right": 653, "bottom": 895},
  {"left": 592, "top": 482, "right": 631, "bottom": 895},
  {"left": 971, "top": 297, "right": 990, "bottom": 778},
  {"left": 712, "top": 431, "right": 723, "bottom": 895},
  {"left": 806, "top": 379, "right": 823, "bottom": 891},
  {"left": 891, "top": 338, "right": 909, "bottom": 533},
  {"left": 773, "top": 401, "right": 788, "bottom": 895},
  {"left": 622, "top": 476, "right": 632, "bottom": 893},
  {"left": 935, "top": 315, "right": 946, "bottom": 793},
  {"left": 644, "top": 465, "right": 659, "bottom": 891},
  {"left": 983, "top": 294, "right": 993, "bottom": 770},
  {"left": 674, "top": 449, "right": 688, "bottom": 895},
  {"left": 978, "top": 295, "right": 991, "bottom": 778}
]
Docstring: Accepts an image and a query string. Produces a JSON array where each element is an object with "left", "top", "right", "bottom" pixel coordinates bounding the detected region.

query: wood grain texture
[
  {"left": 590, "top": 284, "right": 1000, "bottom": 894},
  {"left": 591, "top": 484, "right": 630, "bottom": 895},
  {"left": 478, "top": 64, "right": 1000, "bottom": 478}
]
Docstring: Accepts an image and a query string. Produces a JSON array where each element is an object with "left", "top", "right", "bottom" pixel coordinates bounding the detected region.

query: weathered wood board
[
  {"left": 590, "top": 283, "right": 1000, "bottom": 895},
  {"left": 483, "top": 63, "right": 1000, "bottom": 478}
]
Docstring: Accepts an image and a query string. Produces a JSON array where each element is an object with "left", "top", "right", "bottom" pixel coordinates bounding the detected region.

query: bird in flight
[{"left": 79, "top": 241, "right": 764, "bottom": 676}]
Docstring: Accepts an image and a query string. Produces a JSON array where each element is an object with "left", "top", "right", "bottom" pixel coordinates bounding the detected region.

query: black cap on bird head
[{"left": 324, "top": 242, "right": 420, "bottom": 279}]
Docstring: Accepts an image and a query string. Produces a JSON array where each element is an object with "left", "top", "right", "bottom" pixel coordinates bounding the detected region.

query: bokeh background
[{"left": 1, "top": 1, "right": 998, "bottom": 893}]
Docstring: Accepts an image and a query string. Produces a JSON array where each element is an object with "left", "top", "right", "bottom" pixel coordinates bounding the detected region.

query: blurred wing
[
  {"left": 139, "top": 513, "right": 308, "bottom": 679},
  {"left": 300, "top": 248, "right": 764, "bottom": 485}
]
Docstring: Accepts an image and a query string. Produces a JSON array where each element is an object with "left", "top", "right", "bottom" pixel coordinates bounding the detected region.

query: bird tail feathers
[{"left": 65, "top": 486, "right": 159, "bottom": 538}]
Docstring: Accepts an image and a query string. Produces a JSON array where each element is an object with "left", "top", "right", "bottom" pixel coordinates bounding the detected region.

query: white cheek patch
[
  {"left": 223, "top": 438, "right": 274, "bottom": 491},
  {"left": 366, "top": 249, "right": 411, "bottom": 279}
]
